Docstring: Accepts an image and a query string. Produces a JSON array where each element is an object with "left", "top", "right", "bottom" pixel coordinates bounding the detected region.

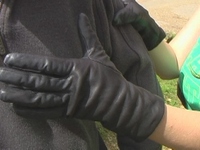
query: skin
[
  {"left": 149, "top": 6, "right": 200, "bottom": 79},
  {"left": 1, "top": 1, "right": 200, "bottom": 149},
  {"left": 147, "top": 6, "right": 200, "bottom": 149},
  {"left": 150, "top": 105, "right": 200, "bottom": 150}
]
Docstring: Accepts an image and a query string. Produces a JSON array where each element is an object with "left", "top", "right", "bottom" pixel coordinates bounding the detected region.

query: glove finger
[
  {"left": 122, "top": 0, "right": 134, "bottom": 5},
  {"left": 4, "top": 53, "right": 75, "bottom": 76},
  {"left": 78, "top": 13, "right": 104, "bottom": 55},
  {"left": 0, "top": 68, "right": 72, "bottom": 91},
  {"left": 113, "top": 3, "right": 136, "bottom": 25},
  {"left": 0, "top": 86, "right": 70, "bottom": 107},
  {"left": 78, "top": 13, "right": 118, "bottom": 70},
  {"left": 12, "top": 104, "right": 67, "bottom": 119}
]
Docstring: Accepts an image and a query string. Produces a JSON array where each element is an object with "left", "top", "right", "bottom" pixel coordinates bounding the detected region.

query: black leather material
[
  {"left": 0, "top": 14, "right": 165, "bottom": 142},
  {"left": 113, "top": 0, "right": 166, "bottom": 50},
  {"left": 0, "top": 0, "right": 164, "bottom": 149}
]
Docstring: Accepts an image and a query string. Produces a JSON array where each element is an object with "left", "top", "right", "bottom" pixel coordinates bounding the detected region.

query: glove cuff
[
  {"left": 137, "top": 20, "right": 166, "bottom": 51},
  {"left": 134, "top": 96, "right": 165, "bottom": 142}
]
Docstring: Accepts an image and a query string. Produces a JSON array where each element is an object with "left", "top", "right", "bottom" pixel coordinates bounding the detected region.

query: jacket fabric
[{"left": 0, "top": 0, "right": 164, "bottom": 149}]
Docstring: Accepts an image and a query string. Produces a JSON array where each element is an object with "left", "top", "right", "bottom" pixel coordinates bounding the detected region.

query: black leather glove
[
  {"left": 0, "top": 13, "right": 164, "bottom": 142},
  {"left": 113, "top": 0, "right": 166, "bottom": 50}
]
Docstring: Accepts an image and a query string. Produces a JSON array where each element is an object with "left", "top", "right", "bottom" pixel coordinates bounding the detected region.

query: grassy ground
[{"left": 97, "top": 76, "right": 182, "bottom": 150}]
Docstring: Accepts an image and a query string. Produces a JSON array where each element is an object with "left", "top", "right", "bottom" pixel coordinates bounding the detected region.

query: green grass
[
  {"left": 97, "top": 76, "right": 182, "bottom": 150},
  {"left": 158, "top": 76, "right": 182, "bottom": 108}
]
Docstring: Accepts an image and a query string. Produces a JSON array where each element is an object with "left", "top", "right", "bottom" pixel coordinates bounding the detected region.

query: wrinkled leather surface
[
  {"left": 0, "top": 14, "right": 165, "bottom": 142},
  {"left": 114, "top": 0, "right": 166, "bottom": 50},
  {"left": 0, "top": 0, "right": 165, "bottom": 149}
]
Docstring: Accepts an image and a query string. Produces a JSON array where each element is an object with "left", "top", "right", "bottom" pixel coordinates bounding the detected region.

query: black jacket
[{"left": 0, "top": 0, "right": 164, "bottom": 149}]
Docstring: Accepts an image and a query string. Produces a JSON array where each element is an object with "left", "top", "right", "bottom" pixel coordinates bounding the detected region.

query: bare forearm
[
  {"left": 149, "top": 41, "right": 179, "bottom": 79},
  {"left": 170, "top": 6, "right": 200, "bottom": 69},
  {"left": 149, "top": 105, "right": 200, "bottom": 149},
  {"left": 150, "top": 6, "right": 200, "bottom": 79}
]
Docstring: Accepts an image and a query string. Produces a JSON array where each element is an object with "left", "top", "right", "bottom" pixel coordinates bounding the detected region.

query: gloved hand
[
  {"left": 0, "top": 13, "right": 164, "bottom": 142},
  {"left": 113, "top": 0, "right": 166, "bottom": 50}
]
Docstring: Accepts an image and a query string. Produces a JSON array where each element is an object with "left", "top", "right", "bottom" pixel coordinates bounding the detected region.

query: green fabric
[{"left": 179, "top": 37, "right": 200, "bottom": 110}]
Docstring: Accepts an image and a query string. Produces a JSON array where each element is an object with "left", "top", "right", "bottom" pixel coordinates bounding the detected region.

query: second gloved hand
[
  {"left": 0, "top": 13, "right": 164, "bottom": 142},
  {"left": 113, "top": 0, "right": 166, "bottom": 50}
]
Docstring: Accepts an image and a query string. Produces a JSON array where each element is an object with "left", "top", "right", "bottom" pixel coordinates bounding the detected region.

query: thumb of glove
[
  {"left": 79, "top": 13, "right": 118, "bottom": 71},
  {"left": 113, "top": 0, "right": 146, "bottom": 25}
]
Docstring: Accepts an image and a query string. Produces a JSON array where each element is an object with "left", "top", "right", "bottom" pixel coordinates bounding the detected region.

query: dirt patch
[{"left": 137, "top": 0, "right": 199, "bottom": 33}]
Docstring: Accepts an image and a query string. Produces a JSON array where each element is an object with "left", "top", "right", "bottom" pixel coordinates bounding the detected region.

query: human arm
[
  {"left": 114, "top": 0, "right": 200, "bottom": 79},
  {"left": 113, "top": 0, "right": 178, "bottom": 79},
  {"left": 149, "top": 6, "right": 200, "bottom": 79},
  {"left": 169, "top": 6, "right": 200, "bottom": 69},
  {"left": 148, "top": 41, "right": 179, "bottom": 79},
  {"left": 149, "top": 105, "right": 200, "bottom": 150},
  {"left": 146, "top": 7, "right": 200, "bottom": 148},
  {"left": 1, "top": 13, "right": 200, "bottom": 149},
  {"left": 0, "top": 13, "right": 165, "bottom": 142}
]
